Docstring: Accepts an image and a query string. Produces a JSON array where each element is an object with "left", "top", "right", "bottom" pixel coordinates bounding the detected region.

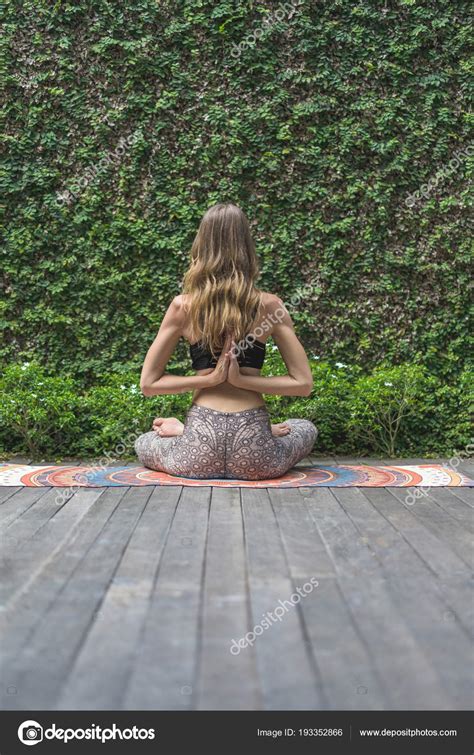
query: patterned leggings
[{"left": 134, "top": 405, "right": 318, "bottom": 480}]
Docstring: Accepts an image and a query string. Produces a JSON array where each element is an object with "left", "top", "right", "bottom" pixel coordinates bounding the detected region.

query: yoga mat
[{"left": 0, "top": 463, "right": 471, "bottom": 488}]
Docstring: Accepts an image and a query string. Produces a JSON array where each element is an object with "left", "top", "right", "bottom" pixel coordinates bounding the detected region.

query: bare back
[
  {"left": 181, "top": 292, "right": 291, "bottom": 411},
  {"left": 140, "top": 291, "right": 313, "bottom": 409}
]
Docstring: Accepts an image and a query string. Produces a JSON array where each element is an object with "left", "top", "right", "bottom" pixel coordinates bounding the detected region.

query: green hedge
[
  {"left": 0, "top": 360, "right": 471, "bottom": 460},
  {"left": 1, "top": 0, "right": 472, "bottom": 385}
]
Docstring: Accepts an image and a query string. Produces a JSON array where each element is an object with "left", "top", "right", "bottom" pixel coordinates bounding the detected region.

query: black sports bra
[{"left": 190, "top": 338, "right": 266, "bottom": 371}]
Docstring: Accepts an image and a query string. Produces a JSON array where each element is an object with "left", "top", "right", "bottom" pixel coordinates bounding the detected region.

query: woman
[{"left": 135, "top": 203, "right": 317, "bottom": 480}]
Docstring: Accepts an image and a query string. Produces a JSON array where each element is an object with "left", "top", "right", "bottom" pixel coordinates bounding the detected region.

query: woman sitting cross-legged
[{"left": 135, "top": 202, "right": 317, "bottom": 480}]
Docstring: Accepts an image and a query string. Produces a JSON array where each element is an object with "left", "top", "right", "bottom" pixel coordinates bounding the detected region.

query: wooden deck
[{"left": 0, "top": 458, "right": 472, "bottom": 711}]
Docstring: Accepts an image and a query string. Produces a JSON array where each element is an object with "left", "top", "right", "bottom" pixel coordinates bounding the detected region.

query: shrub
[
  {"left": 263, "top": 350, "right": 358, "bottom": 453},
  {"left": 347, "top": 364, "right": 437, "bottom": 457},
  {"left": 0, "top": 361, "right": 470, "bottom": 460},
  {"left": 79, "top": 374, "right": 191, "bottom": 458},
  {"left": 427, "top": 368, "right": 474, "bottom": 455},
  {"left": 0, "top": 363, "right": 82, "bottom": 457}
]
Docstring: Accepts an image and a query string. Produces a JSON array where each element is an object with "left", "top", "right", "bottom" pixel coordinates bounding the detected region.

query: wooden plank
[
  {"left": 455, "top": 459, "right": 474, "bottom": 480},
  {"left": 450, "top": 487, "right": 474, "bottom": 507},
  {"left": 57, "top": 486, "right": 181, "bottom": 710},
  {"left": 270, "top": 487, "right": 388, "bottom": 710},
  {"left": 302, "top": 488, "right": 453, "bottom": 709},
  {"left": 424, "top": 488, "right": 474, "bottom": 530},
  {"left": 195, "top": 488, "right": 260, "bottom": 710},
  {"left": 0, "top": 488, "right": 126, "bottom": 667},
  {"left": 241, "top": 487, "right": 322, "bottom": 710},
  {"left": 0, "top": 487, "right": 22, "bottom": 505},
  {"left": 300, "top": 456, "right": 337, "bottom": 466},
  {"left": 124, "top": 486, "right": 210, "bottom": 710},
  {"left": 1, "top": 457, "right": 33, "bottom": 466},
  {"left": 388, "top": 488, "right": 473, "bottom": 568},
  {"left": 0, "top": 488, "right": 104, "bottom": 609},
  {"left": 1, "top": 487, "right": 75, "bottom": 547},
  {"left": 1, "top": 486, "right": 151, "bottom": 710},
  {"left": 295, "top": 456, "right": 314, "bottom": 467},
  {"left": 0, "top": 487, "right": 48, "bottom": 528},
  {"left": 334, "top": 487, "right": 473, "bottom": 708},
  {"left": 363, "top": 488, "right": 473, "bottom": 632}
]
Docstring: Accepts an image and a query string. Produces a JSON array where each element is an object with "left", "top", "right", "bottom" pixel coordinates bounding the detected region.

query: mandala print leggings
[{"left": 134, "top": 404, "right": 318, "bottom": 480}]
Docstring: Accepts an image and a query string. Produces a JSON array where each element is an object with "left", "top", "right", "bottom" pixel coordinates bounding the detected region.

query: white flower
[
  {"left": 130, "top": 385, "right": 138, "bottom": 394},
  {"left": 384, "top": 381, "right": 393, "bottom": 387},
  {"left": 335, "top": 362, "right": 346, "bottom": 368},
  {"left": 120, "top": 384, "right": 126, "bottom": 390},
  {"left": 21, "top": 362, "right": 30, "bottom": 370},
  {"left": 272, "top": 345, "right": 279, "bottom": 351}
]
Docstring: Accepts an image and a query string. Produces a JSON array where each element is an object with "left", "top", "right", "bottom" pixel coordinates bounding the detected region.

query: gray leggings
[{"left": 134, "top": 405, "right": 318, "bottom": 480}]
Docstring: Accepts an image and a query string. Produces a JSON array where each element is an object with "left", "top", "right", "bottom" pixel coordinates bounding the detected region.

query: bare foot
[
  {"left": 152, "top": 417, "right": 184, "bottom": 437},
  {"left": 271, "top": 422, "right": 291, "bottom": 437}
]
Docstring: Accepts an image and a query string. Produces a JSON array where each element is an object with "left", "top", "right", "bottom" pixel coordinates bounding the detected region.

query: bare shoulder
[
  {"left": 259, "top": 291, "right": 293, "bottom": 334},
  {"left": 166, "top": 295, "right": 187, "bottom": 325},
  {"left": 260, "top": 291, "right": 285, "bottom": 314}
]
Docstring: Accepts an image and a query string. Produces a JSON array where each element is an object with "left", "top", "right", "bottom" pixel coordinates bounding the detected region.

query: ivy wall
[{"left": 1, "top": 0, "right": 472, "bottom": 385}]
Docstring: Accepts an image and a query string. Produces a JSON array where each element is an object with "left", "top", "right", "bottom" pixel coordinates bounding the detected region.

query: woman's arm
[
  {"left": 227, "top": 297, "right": 313, "bottom": 397},
  {"left": 140, "top": 296, "right": 229, "bottom": 396}
]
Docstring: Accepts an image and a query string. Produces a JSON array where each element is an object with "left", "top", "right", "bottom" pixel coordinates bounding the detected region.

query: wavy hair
[{"left": 182, "top": 203, "right": 262, "bottom": 357}]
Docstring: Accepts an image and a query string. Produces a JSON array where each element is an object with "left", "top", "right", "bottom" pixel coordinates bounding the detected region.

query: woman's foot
[
  {"left": 271, "top": 422, "right": 291, "bottom": 437},
  {"left": 152, "top": 417, "right": 184, "bottom": 437},
  {"left": 152, "top": 417, "right": 289, "bottom": 438}
]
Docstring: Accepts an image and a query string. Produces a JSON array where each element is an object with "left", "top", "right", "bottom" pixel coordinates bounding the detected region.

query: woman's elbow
[
  {"left": 298, "top": 378, "right": 313, "bottom": 397},
  {"left": 140, "top": 380, "right": 157, "bottom": 397}
]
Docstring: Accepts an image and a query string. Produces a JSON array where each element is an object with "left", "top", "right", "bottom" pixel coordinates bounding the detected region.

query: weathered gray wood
[
  {"left": 1, "top": 487, "right": 75, "bottom": 548},
  {"left": 425, "top": 488, "right": 474, "bottom": 530},
  {"left": 2, "top": 486, "right": 151, "bottom": 710},
  {"left": 241, "top": 487, "right": 322, "bottom": 710},
  {"left": 302, "top": 488, "right": 453, "bottom": 709},
  {"left": 388, "top": 488, "right": 473, "bottom": 568},
  {"left": 334, "top": 487, "right": 473, "bottom": 707},
  {"left": 0, "top": 488, "right": 126, "bottom": 667},
  {"left": 0, "top": 488, "right": 104, "bottom": 609},
  {"left": 57, "top": 486, "right": 181, "bottom": 710},
  {"left": 196, "top": 487, "right": 260, "bottom": 710},
  {"left": 269, "top": 487, "right": 388, "bottom": 710},
  {"left": 124, "top": 486, "right": 210, "bottom": 710},
  {"left": 1, "top": 457, "right": 33, "bottom": 466},
  {"left": 0, "top": 487, "right": 22, "bottom": 505},
  {"left": 0, "top": 470, "right": 472, "bottom": 713},
  {"left": 0, "top": 487, "right": 48, "bottom": 528},
  {"left": 363, "top": 488, "right": 473, "bottom": 632},
  {"left": 295, "top": 456, "right": 315, "bottom": 466},
  {"left": 450, "top": 487, "right": 474, "bottom": 507},
  {"left": 455, "top": 459, "right": 474, "bottom": 480},
  {"left": 302, "top": 456, "right": 338, "bottom": 466}
]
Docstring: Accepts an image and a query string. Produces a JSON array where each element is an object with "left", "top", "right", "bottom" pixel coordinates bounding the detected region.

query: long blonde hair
[{"left": 182, "top": 203, "right": 262, "bottom": 356}]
